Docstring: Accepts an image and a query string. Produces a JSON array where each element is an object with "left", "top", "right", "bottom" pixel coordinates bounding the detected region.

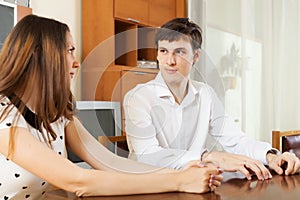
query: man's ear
[{"left": 193, "top": 49, "right": 201, "bottom": 65}]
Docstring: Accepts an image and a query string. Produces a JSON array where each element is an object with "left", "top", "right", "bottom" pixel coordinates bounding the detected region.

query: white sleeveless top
[{"left": 0, "top": 96, "right": 70, "bottom": 199}]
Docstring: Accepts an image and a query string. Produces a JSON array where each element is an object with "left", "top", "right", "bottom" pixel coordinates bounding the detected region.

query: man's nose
[{"left": 166, "top": 54, "right": 176, "bottom": 66}]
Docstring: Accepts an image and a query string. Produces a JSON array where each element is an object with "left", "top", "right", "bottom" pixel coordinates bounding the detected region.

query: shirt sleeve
[
  {"left": 207, "top": 86, "right": 273, "bottom": 165},
  {"left": 124, "top": 89, "right": 202, "bottom": 170},
  {"left": 0, "top": 101, "right": 28, "bottom": 130}
]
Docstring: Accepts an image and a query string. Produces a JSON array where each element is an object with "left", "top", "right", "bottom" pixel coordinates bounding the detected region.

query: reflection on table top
[{"left": 45, "top": 172, "right": 300, "bottom": 200}]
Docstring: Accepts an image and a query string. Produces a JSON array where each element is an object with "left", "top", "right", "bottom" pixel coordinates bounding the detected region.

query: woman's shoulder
[
  {"left": 0, "top": 96, "right": 27, "bottom": 129},
  {"left": 0, "top": 95, "right": 15, "bottom": 117},
  {"left": 0, "top": 95, "right": 10, "bottom": 108}
]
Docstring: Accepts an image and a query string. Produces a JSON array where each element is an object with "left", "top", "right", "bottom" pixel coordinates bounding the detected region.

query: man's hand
[
  {"left": 202, "top": 151, "right": 272, "bottom": 181},
  {"left": 266, "top": 151, "right": 300, "bottom": 175}
]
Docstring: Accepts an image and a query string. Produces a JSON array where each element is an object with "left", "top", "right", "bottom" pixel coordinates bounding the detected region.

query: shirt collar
[
  {"left": 153, "top": 72, "right": 199, "bottom": 104},
  {"left": 153, "top": 72, "right": 172, "bottom": 98}
]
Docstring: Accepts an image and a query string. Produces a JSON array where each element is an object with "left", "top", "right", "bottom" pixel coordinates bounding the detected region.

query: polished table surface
[{"left": 45, "top": 172, "right": 300, "bottom": 200}]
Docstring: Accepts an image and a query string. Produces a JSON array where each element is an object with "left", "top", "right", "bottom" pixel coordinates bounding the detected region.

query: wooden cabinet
[
  {"left": 17, "top": 5, "right": 32, "bottom": 21},
  {"left": 82, "top": 0, "right": 114, "bottom": 60},
  {"left": 114, "top": 0, "right": 149, "bottom": 25},
  {"left": 95, "top": 65, "right": 158, "bottom": 135},
  {"left": 96, "top": 66, "right": 158, "bottom": 102},
  {"left": 148, "top": 0, "right": 176, "bottom": 27},
  {"left": 114, "top": 21, "right": 138, "bottom": 67},
  {"left": 120, "top": 68, "right": 158, "bottom": 100},
  {"left": 114, "top": 0, "right": 186, "bottom": 27},
  {"left": 81, "top": 0, "right": 187, "bottom": 132}
]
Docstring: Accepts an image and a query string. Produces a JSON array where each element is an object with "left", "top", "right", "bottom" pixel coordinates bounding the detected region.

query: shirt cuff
[
  {"left": 263, "top": 148, "right": 281, "bottom": 165},
  {"left": 267, "top": 148, "right": 281, "bottom": 155},
  {"left": 176, "top": 149, "right": 205, "bottom": 169},
  {"left": 200, "top": 149, "right": 208, "bottom": 161}
]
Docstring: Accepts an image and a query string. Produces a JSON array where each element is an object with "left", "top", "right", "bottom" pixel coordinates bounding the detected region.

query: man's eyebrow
[{"left": 174, "top": 47, "right": 187, "bottom": 51}]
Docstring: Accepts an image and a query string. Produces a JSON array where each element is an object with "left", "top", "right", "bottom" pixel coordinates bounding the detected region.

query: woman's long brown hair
[{"left": 0, "top": 15, "right": 75, "bottom": 156}]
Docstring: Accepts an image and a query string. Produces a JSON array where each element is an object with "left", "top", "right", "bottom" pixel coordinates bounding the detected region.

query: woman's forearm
[
  {"left": 70, "top": 166, "right": 221, "bottom": 196},
  {"left": 72, "top": 169, "right": 179, "bottom": 196}
]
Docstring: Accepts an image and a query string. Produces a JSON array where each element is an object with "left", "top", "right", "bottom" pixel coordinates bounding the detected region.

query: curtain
[{"left": 188, "top": 0, "right": 300, "bottom": 143}]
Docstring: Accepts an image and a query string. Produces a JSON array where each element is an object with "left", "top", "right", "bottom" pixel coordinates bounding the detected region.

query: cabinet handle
[
  {"left": 127, "top": 18, "right": 140, "bottom": 23},
  {"left": 132, "top": 71, "right": 147, "bottom": 75}
]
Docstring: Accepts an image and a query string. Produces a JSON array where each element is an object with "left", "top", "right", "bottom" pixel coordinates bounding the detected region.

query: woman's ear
[{"left": 193, "top": 49, "right": 201, "bottom": 65}]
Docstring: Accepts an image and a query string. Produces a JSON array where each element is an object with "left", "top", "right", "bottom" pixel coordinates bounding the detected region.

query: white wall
[{"left": 30, "top": 0, "right": 82, "bottom": 99}]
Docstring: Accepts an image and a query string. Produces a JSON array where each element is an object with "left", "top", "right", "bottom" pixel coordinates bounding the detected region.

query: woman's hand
[
  {"left": 180, "top": 162, "right": 223, "bottom": 193},
  {"left": 202, "top": 151, "right": 272, "bottom": 181},
  {"left": 267, "top": 152, "right": 300, "bottom": 175}
]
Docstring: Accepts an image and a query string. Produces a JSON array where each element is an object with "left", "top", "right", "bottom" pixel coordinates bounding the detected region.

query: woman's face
[{"left": 66, "top": 32, "right": 79, "bottom": 79}]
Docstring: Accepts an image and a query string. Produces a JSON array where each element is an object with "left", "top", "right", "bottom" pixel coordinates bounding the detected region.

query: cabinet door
[
  {"left": 121, "top": 70, "right": 157, "bottom": 99},
  {"left": 114, "top": 0, "right": 148, "bottom": 25},
  {"left": 82, "top": 0, "right": 114, "bottom": 60},
  {"left": 148, "top": 0, "right": 176, "bottom": 27},
  {"left": 17, "top": 5, "right": 32, "bottom": 21},
  {"left": 175, "top": 0, "right": 187, "bottom": 17},
  {"left": 96, "top": 69, "right": 122, "bottom": 102}
]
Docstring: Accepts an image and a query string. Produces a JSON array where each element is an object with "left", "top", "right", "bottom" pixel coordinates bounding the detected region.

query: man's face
[{"left": 157, "top": 38, "right": 199, "bottom": 85}]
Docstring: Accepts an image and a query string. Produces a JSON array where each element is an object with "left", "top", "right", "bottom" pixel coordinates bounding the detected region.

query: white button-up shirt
[{"left": 124, "top": 73, "right": 272, "bottom": 169}]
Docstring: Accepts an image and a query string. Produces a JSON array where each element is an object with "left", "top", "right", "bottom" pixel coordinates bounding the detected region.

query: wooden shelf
[
  {"left": 115, "top": 20, "right": 138, "bottom": 66},
  {"left": 138, "top": 26, "right": 157, "bottom": 61}
]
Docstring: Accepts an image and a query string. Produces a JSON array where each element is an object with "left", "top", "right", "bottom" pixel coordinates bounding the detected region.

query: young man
[{"left": 124, "top": 18, "right": 300, "bottom": 180}]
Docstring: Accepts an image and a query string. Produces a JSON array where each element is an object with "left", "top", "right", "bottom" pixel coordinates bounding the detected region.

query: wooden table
[{"left": 45, "top": 172, "right": 300, "bottom": 200}]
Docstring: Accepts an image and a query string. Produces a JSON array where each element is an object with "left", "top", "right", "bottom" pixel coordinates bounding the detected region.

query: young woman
[{"left": 0, "top": 15, "right": 223, "bottom": 199}]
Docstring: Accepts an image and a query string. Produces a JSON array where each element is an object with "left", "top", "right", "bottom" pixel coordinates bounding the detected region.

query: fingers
[
  {"left": 292, "top": 159, "right": 300, "bottom": 174},
  {"left": 181, "top": 167, "right": 221, "bottom": 193},
  {"left": 205, "top": 166, "right": 224, "bottom": 176},
  {"left": 269, "top": 160, "right": 284, "bottom": 175},
  {"left": 269, "top": 152, "right": 300, "bottom": 175},
  {"left": 199, "top": 167, "right": 224, "bottom": 192},
  {"left": 184, "top": 161, "right": 224, "bottom": 192},
  {"left": 183, "top": 160, "right": 206, "bottom": 169},
  {"left": 239, "top": 160, "right": 272, "bottom": 180},
  {"left": 209, "top": 174, "right": 222, "bottom": 191},
  {"left": 210, "top": 174, "right": 224, "bottom": 182},
  {"left": 282, "top": 153, "right": 299, "bottom": 175},
  {"left": 249, "top": 160, "right": 272, "bottom": 180},
  {"left": 238, "top": 162, "right": 252, "bottom": 180},
  {"left": 210, "top": 174, "right": 223, "bottom": 184}
]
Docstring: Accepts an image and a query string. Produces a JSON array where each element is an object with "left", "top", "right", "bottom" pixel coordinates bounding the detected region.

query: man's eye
[
  {"left": 159, "top": 49, "right": 167, "bottom": 53},
  {"left": 175, "top": 50, "right": 185, "bottom": 55}
]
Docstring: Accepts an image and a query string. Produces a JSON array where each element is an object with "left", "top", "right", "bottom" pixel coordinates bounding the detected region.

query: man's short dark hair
[{"left": 155, "top": 18, "right": 202, "bottom": 51}]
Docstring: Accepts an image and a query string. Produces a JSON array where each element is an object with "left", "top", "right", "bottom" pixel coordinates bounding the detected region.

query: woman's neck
[{"left": 15, "top": 90, "right": 37, "bottom": 113}]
